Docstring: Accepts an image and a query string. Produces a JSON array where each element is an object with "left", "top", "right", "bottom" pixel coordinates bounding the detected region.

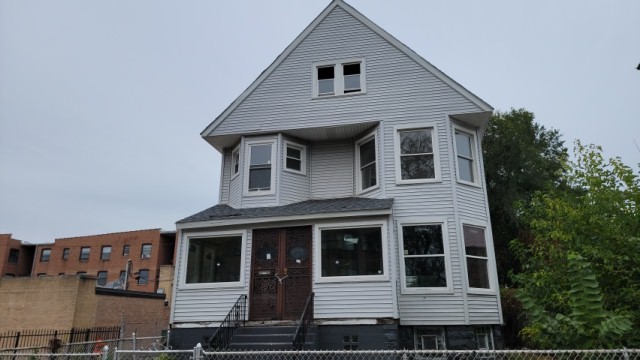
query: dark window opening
[
  {"left": 62, "top": 248, "right": 70, "bottom": 260},
  {"left": 317, "top": 66, "right": 335, "bottom": 95},
  {"left": 343, "top": 63, "right": 361, "bottom": 93},
  {"left": 137, "top": 269, "right": 149, "bottom": 285},
  {"left": 343, "top": 335, "right": 359, "bottom": 350},
  {"left": 8, "top": 249, "right": 19, "bottom": 264},
  {"left": 97, "top": 271, "right": 108, "bottom": 286}
]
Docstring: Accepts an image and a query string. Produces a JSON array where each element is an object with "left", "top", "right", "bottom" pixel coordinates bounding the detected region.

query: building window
[
  {"left": 141, "top": 244, "right": 152, "bottom": 259},
  {"left": 101, "top": 246, "right": 112, "bottom": 261},
  {"left": 245, "top": 140, "right": 276, "bottom": 195},
  {"left": 463, "top": 225, "right": 491, "bottom": 289},
  {"left": 79, "top": 247, "right": 90, "bottom": 261},
  {"left": 284, "top": 141, "right": 306, "bottom": 174},
  {"left": 399, "top": 223, "right": 448, "bottom": 291},
  {"left": 123, "top": 245, "right": 130, "bottom": 256},
  {"left": 8, "top": 249, "right": 19, "bottom": 264},
  {"left": 414, "top": 327, "right": 446, "bottom": 350},
  {"left": 62, "top": 248, "right": 70, "bottom": 260},
  {"left": 119, "top": 270, "right": 127, "bottom": 282},
  {"left": 474, "top": 327, "right": 494, "bottom": 350},
  {"left": 231, "top": 146, "right": 240, "bottom": 177},
  {"left": 320, "top": 225, "right": 384, "bottom": 279},
  {"left": 40, "top": 249, "right": 51, "bottom": 262},
  {"left": 343, "top": 335, "right": 359, "bottom": 350},
  {"left": 313, "top": 58, "right": 365, "bottom": 97},
  {"left": 355, "top": 133, "right": 378, "bottom": 193},
  {"left": 186, "top": 235, "right": 242, "bottom": 284},
  {"left": 395, "top": 126, "right": 438, "bottom": 183},
  {"left": 37, "top": 273, "right": 46, "bottom": 277},
  {"left": 137, "top": 269, "right": 149, "bottom": 285},
  {"left": 455, "top": 128, "right": 477, "bottom": 184},
  {"left": 97, "top": 271, "right": 108, "bottom": 286}
]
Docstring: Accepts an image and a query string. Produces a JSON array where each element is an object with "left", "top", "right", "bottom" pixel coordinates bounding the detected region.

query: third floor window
[{"left": 79, "top": 247, "right": 90, "bottom": 261}]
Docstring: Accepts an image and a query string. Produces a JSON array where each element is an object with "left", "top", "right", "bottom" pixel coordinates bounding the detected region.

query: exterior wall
[
  {"left": 0, "top": 234, "right": 34, "bottom": 277},
  {"left": 280, "top": 135, "right": 311, "bottom": 205},
  {"left": 317, "top": 324, "right": 398, "bottom": 350},
  {"left": 310, "top": 141, "right": 353, "bottom": 199},
  {"left": 0, "top": 275, "right": 167, "bottom": 336},
  {"left": 31, "top": 229, "right": 171, "bottom": 292}
]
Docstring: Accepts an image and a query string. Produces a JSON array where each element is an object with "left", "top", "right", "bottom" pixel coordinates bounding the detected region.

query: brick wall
[
  {"left": 0, "top": 234, "right": 34, "bottom": 277},
  {"left": 94, "top": 289, "right": 168, "bottom": 337}
]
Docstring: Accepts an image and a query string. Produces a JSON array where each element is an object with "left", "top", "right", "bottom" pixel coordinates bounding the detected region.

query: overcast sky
[{"left": 1, "top": 1, "right": 639, "bottom": 243}]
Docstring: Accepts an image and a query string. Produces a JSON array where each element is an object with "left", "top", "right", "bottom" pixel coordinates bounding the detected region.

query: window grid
[{"left": 397, "top": 128, "right": 436, "bottom": 182}]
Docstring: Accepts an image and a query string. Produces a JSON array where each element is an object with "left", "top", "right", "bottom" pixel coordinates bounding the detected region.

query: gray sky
[{"left": 1, "top": 1, "right": 639, "bottom": 243}]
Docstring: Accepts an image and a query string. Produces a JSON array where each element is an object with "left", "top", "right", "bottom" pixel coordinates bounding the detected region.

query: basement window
[{"left": 343, "top": 335, "right": 359, "bottom": 350}]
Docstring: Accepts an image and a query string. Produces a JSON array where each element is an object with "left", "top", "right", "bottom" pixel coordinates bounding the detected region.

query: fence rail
[{"left": 0, "top": 326, "right": 120, "bottom": 351}]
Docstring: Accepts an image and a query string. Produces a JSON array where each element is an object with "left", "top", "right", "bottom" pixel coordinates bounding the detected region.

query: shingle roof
[{"left": 177, "top": 197, "right": 393, "bottom": 224}]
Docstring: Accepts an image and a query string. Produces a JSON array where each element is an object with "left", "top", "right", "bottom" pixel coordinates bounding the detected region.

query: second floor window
[
  {"left": 231, "top": 147, "right": 240, "bottom": 176},
  {"left": 141, "top": 244, "right": 152, "bottom": 259},
  {"left": 123, "top": 244, "right": 130, "bottom": 256},
  {"left": 284, "top": 141, "right": 306, "bottom": 175},
  {"left": 247, "top": 142, "right": 274, "bottom": 194},
  {"left": 101, "top": 246, "right": 111, "bottom": 261},
  {"left": 79, "top": 247, "right": 90, "bottom": 261},
  {"left": 40, "top": 249, "right": 51, "bottom": 262},
  {"left": 8, "top": 249, "right": 19, "bottom": 264},
  {"left": 62, "top": 248, "right": 70, "bottom": 260},
  {"left": 454, "top": 128, "right": 477, "bottom": 184},
  {"left": 356, "top": 134, "right": 378, "bottom": 193},
  {"left": 396, "top": 127, "right": 437, "bottom": 183}
]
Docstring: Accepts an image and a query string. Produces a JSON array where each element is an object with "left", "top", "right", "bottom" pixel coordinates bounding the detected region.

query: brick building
[
  {"left": 31, "top": 229, "right": 175, "bottom": 293},
  {"left": 0, "top": 275, "right": 168, "bottom": 336},
  {"left": 0, "top": 234, "right": 35, "bottom": 277}
]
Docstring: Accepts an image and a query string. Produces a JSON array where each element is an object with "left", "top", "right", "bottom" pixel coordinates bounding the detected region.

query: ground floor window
[
  {"left": 320, "top": 226, "right": 384, "bottom": 278},
  {"left": 186, "top": 235, "right": 242, "bottom": 284},
  {"left": 414, "top": 327, "right": 446, "bottom": 350}
]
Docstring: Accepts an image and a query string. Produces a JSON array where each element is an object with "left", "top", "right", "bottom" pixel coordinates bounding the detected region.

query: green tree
[
  {"left": 483, "top": 109, "right": 568, "bottom": 285},
  {"left": 513, "top": 142, "right": 640, "bottom": 348}
]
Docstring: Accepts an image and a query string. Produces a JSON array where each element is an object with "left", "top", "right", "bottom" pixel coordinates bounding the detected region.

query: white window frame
[
  {"left": 398, "top": 217, "right": 453, "bottom": 294},
  {"left": 473, "top": 326, "right": 494, "bottom": 350},
  {"left": 283, "top": 140, "right": 307, "bottom": 175},
  {"left": 180, "top": 230, "right": 247, "bottom": 290},
  {"left": 314, "top": 220, "right": 389, "bottom": 284},
  {"left": 312, "top": 58, "right": 366, "bottom": 98},
  {"left": 461, "top": 220, "right": 495, "bottom": 294},
  {"left": 355, "top": 131, "right": 379, "bottom": 194},
  {"left": 393, "top": 124, "right": 441, "bottom": 184},
  {"left": 453, "top": 125, "right": 480, "bottom": 187},
  {"left": 231, "top": 145, "right": 240, "bottom": 179},
  {"left": 243, "top": 139, "right": 277, "bottom": 196}
]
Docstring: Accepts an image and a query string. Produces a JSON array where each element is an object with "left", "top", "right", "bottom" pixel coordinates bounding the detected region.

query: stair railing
[
  {"left": 292, "top": 292, "right": 314, "bottom": 350},
  {"left": 207, "top": 294, "right": 247, "bottom": 350}
]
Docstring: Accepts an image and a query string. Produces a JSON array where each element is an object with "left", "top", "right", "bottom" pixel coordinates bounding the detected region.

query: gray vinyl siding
[
  {"left": 311, "top": 141, "right": 354, "bottom": 199},
  {"left": 220, "top": 148, "right": 231, "bottom": 204},
  {"left": 280, "top": 137, "right": 311, "bottom": 205},
  {"left": 212, "top": 6, "right": 482, "bottom": 138},
  {"left": 467, "top": 295, "right": 502, "bottom": 324},
  {"left": 229, "top": 173, "right": 241, "bottom": 208},
  {"left": 457, "top": 185, "right": 489, "bottom": 221},
  {"left": 314, "top": 282, "right": 395, "bottom": 319}
]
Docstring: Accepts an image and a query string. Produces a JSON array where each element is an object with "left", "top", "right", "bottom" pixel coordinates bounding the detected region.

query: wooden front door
[{"left": 250, "top": 226, "right": 312, "bottom": 321}]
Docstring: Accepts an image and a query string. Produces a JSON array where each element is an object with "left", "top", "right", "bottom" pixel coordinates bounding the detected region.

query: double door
[{"left": 249, "top": 226, "right": 312, "bottom": 321}]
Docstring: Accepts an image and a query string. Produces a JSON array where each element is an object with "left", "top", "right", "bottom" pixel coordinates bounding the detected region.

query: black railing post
[{"left": 207, "top": 294, "right": 247, "bottom": 350}]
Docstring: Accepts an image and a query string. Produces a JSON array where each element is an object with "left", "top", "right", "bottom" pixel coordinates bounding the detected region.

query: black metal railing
[
  {"left": 207, "top": 294, "right": 247, "bottom": 350},
  {"left": 292, "top": 292, "right": 314, "bottom": 350},
  {"left": 0, "top": 326, "right": 120, "bottom": 351}
]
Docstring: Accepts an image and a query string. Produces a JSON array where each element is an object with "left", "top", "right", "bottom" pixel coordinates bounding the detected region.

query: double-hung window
[
  {"left": 40, "top": 249, "right": 51, "bottom": 262},
  {"left": 141, "top": 243, "right": 152, "bottom": 259},
  {"left": 245, "top": 140, "right": 276, "bottom": 195},
  {"left": 454, "top": 127, "right": 478, "bottom": 184},
  {"left": 398, "top": 219, "right": 451, "bottom": 293},
  {"left": 355, "top": 133, "right": 378, "bottom": 193},
  {"left": 395, "top": 126, "right": 439, "bottom": 183},
  {"left": 463, "top": 224, "right": 491, "bottom": 290},
  {"left": 284, "top": 141, "right": 306, "bottom": 175},
  {"left": 79, "top": 247, "right": 90, "bottom": 261},
  {"left": 101, "top": 246, "right": 111, "bottom": 261},
  {"left": 313, "top": 58, "right": 365, "bottom": 98}
]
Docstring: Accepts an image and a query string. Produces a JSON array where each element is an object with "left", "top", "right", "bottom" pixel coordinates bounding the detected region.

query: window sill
[
  {"left": 456, "top": 179, "right": 482, "bottom": 188},
  {"left": 179, "top": 282, "right": 245, "bottom": 290},
  {"left": 243, "top": 190, "right": 275, "bottom": 197},
  {"left": 400, "top": 287, "right": 454, "bottom": 295},
  {"left": 395, "top": 178, "right": 442, "bottom": 185},
  {"left": 311, "top": 91, "right": 366, "bottom": 100},
  {"left": 315, "top": 274, "right": 388, "bottom": 284},
  {"left": 467, "top": 288, "right": 497, "bottom": 295},
  {"left": 355, "top": 184, "right": 380, "bottom": 196},
  {"left": 283, "top": 168, "right": 306, "bottom": 176}
]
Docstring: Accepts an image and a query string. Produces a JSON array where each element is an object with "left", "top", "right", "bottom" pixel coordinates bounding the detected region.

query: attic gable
[{"left": 202, "top": 0, "right": 492, "bottom": 150}]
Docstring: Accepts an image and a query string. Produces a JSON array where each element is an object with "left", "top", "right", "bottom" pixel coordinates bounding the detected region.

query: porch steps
[{"left": 229, "top": 325, "right": 318, "bottom": 350}]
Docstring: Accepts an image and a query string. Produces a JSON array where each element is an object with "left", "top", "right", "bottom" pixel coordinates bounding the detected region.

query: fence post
[
  {"left": 101, "top": 345, "right": 109, "bottom": 360},
  {"left": 623, "top": 347, "right": 630, "bottom": 360},
  {"left": 166, "top": 330, "right": 171, "bottom": 349},
  {"left": 132, "top": 332, "right": 136, "bottom": 350},
  {"left": 194, "top": 343, "right": 203, "bottom": 360}
]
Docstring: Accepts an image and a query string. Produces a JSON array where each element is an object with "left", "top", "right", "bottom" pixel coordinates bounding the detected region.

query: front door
[{"left": 249, "top": 226, "right": 312, "bottom": 321}]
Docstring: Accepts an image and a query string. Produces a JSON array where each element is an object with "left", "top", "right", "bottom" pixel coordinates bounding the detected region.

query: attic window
[{"left": 313, "top": 58, "right": 365, "bottom": 98}]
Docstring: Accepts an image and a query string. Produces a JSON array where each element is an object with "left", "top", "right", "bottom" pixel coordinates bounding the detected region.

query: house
[
  {"left": 171, "top": 0, "right": 502, "bottom": 350},
  {"left": 31, "top": 229, "right": 175, "bottom": 294}
]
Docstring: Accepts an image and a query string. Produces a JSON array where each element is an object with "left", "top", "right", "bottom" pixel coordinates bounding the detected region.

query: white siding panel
[
  {"left": 467, "top": 295, "right": 502, "bottom": 324},
  {"left": 229, "top": 175, "right": 241, "bottom": 208},
  {"left": 220, "top": 149, "right": 231, "bottom": 204},
  {"left": 213, "top": 7, "right": 481, "bottom": 138},
  {"left": 311, "top": 141, "right": 353, "bottom": 199},
  {"left": 457, "top": 185, "right": 489, "bottom": 222},
  {"left": 281, "top": 137, "right": 311, "bottom": 205},
  {"left": 398, "top": 296, "right": 466, "bottom": 325},
  {"left": 314, "top": 282, "right": 395, "bottom": 319}
]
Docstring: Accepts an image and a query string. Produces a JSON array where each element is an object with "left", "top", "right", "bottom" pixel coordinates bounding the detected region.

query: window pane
[
  {"left": 137, "top": 269, "right": 149, "bottom": 285},
  {"left": 123, "top": 245, "right": 130, "bottom": 256},
  {"left": 318, "top": 79, "right": 334, "bottom": 94},
  {"left": 8, "top": 249, "right": 19, "bottom": 263},
  {"left": 467, "top": 257, "right": 490, "bottom": 288},
  {"left": 400, "top": 129, "right": 432, "bottom": 154},
  {"left": 401, "top": 154, "right": 434, "bottom": 180},
  {"left": 62, "top": 248, "right": 70, "bottom": 260},
  {"left": 287, "top": 146, "right": 301, "bottom": 160},
  {"left": 405, "top": 257, "right": 447, "bottom": 287},
  {"left": 249, "top": 168, "right": 271, "bottom": 190},
  {"left": 232, "top": 151, "right": 239, "bottom": 174},
  {"left": 101, "top": 246, "right": 111, "bottom": 260},
  {"left": 186, "top": 236, "right": 242, "bottom": 284},
  {"left": 343, "top": 63, "right": 360, "bottom": 76},
  {"left": 458, "top": 157, "right": 474, "bottom": 182},
  {"left": 361, "top": 163, "right": 377, "bottom": 189},
  {"left": 286, "top": 157, "right": 301, "bottom": 171},
  {"left": 97, "top": 271, "right": 108, "bottom": 286},
  {"left": 463, "top": 226, "right": 487, "bottom": 257},
  {"left": 402, "top": 225, "right": 443, "bottom": 255},
  {"left": 455, "top": 132, "right": 473, "bottom": 158},
  {"left": 359, "top": 139, "right": 376, "bottom": 166},
  {"left": 141, "top": 244, "right": 152, "bottom": 257},
  {"left": 344, "top": 75, "right": 360, "bottom": 92},
  {"left": 321, "top": 227, "right": 383, "bottom": 277},
  {"left": 317, "top": 66, "right": 334, "bottom": 80},
  {"left": 80, "top": 247, "right": 90, "bottom": 261},
  {"left": 41, "top": 249, "right": 51, "bottom": 262},
  {"left": 250, "top": 145, "right": 272, "bottom": 165}
]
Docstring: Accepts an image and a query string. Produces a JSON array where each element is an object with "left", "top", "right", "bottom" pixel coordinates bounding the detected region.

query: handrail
[
  {"left": 206, "top": 294, "right": 247, "bottom": 350},
  {"left": 292, "top": 292, "right": 314, "bottom": 350}
]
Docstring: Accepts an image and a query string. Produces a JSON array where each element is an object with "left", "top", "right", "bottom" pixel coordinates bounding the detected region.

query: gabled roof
[
  {"left": 177, "top": 197, "right": 394, "bottom": 225},
  {"left": 201, "top": 0, "right": 492, "bottom": 138}
]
